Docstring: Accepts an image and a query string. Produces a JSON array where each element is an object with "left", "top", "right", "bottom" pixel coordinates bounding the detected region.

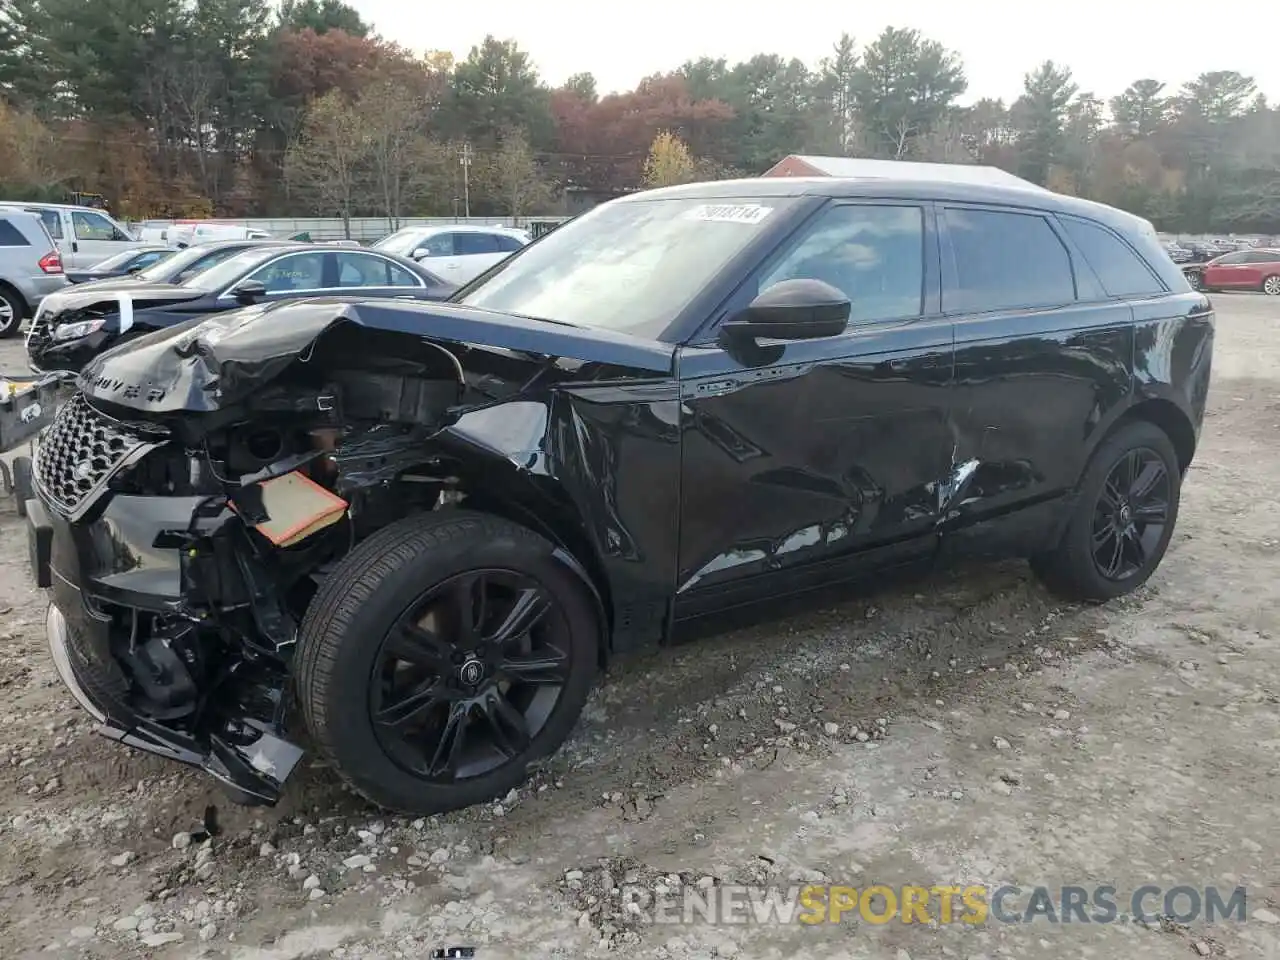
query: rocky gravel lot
[{"left": 1, "top": 296, "right": 1278, "bottom": 960}]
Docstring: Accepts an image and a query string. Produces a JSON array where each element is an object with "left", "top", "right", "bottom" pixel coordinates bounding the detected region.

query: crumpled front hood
[
  {"left": 41, "top": 281, "right": 204, "bottom": 316},
  {"left": 80, "top": 296, "right": 676, "bottom": 415}
]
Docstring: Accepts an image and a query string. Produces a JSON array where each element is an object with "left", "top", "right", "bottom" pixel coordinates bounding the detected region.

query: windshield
[
  {"left": 136, "top": 246, "right": 217, "bottom": 282},
  {"left": 457, "top": 197, "right": 792, "bottom": 339},
  {"left": 372, "top": 228, "right": 432, "bottom": 256},
  {"left": 181, "top": 247, "right": 287, "bottom": 291}
]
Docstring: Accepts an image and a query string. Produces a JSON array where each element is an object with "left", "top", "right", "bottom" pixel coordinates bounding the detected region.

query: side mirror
[
  {"left": 231, "top": 279, "right": 267, "bottom": 304},
  {"left": 720, "top": 279, "right": 850, "bottom": 343},
  {"left": 411, "top": 247, "right": 429, "bottom": 260}
]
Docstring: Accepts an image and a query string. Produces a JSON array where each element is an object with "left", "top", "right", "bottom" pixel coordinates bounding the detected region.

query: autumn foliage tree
[
  {"left": 643, "top": 131, "right": 697, "bottom": 188},
  {"left": 283, "top": 91, "right": 368, "bottom": 235}
]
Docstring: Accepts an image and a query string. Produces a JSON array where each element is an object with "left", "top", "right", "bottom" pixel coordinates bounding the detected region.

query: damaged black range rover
[{"left": 26, "top": 175, "right": 1213, "bottom": 814}]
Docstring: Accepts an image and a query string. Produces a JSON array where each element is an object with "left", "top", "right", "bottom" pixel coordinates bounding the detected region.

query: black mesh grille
[{"left": 33, "top": 395, "right": 151, "bottom": 514}]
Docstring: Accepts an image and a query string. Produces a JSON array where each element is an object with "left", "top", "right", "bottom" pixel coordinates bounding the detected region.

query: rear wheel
[
  {"left": 1263, "top": 275, "right": 1280, "bottom": 296},
  {"left": 295, "top": 510, "right": 600, "bottom": 814},
  {"left": 0, "top": 286, "right": 24, "bottom": 338},
  {"left": 1031, "top": 421, "right": 1181, "bottom": 602}
]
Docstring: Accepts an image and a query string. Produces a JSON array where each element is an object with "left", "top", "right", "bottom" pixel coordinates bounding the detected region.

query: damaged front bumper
[{"left": 27, "top": 484, "right": 306, "bottom": 805}]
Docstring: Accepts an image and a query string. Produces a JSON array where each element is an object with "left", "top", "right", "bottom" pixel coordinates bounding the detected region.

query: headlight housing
[{"left": 52, "top": 317, "right": 106, "bottom": 341}]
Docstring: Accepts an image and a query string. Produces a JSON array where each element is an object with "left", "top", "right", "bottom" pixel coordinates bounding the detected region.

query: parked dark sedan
[
  {"left": 64, "top": 245, "right": 175, "bottom": 284},
  {"left": 27, "top": 243, "right": 456, "bottom": 372},
  {"left": 57, "top": 238, "right": 298, "bottom": 291},
  {"left": 24, "top": 175, "right": 1212, "bottom": 817}
]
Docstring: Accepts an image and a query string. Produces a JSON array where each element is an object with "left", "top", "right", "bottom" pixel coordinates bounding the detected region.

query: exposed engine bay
[{"left": 29, "top": 299, "right": 674, "bottom": 805}]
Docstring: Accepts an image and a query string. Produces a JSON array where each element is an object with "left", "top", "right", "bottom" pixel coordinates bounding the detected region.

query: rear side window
[
  {"left": 457, "top": 232, "right": 501, "bottom": 255},
  {"left": 0, "top": 218, "right": 31, "bottom": 246},
  {"left": 494, "top": 234, "right": 525, "bottom": 252},
  {"left": 944, "top": 207, "right": 1075, "bottom": 313},
  {"left": 1060, "top": 218, "right": 1164, "bottom": 297}
]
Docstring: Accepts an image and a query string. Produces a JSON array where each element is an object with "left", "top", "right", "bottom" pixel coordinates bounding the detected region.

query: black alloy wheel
[
  {"left": 1030, "top": 420, "right": 1181, "bottom": 602},
  {"left": 295, "top": 510, "right": 599, "bottom": 814},
  {"left": 1090, "top": 448, "right": 1172, "bottom": 582},
  {"left": 369, "top": 569, "right": 570, "bottom": 782}
]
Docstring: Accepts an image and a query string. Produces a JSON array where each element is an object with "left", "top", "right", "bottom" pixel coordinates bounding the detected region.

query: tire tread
[{"left": 294, "top": 508, "right": 587, "bottom": 811}]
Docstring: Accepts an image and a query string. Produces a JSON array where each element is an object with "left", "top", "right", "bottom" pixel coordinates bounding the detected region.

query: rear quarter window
[
  {"left": 0, "top": 218, "right": 31, "bottom": 247},
  {"left": 1060, "top": 217, "right": 1166, "bottom": 298},
  {"left": 34, "top": 210, "right": 63, "bottom": 239}
]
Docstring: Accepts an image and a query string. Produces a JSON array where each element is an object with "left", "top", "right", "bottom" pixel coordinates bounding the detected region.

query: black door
[
  {"left": 674, "top": 200, "right": 955, "bottom": 617},
  {"left": 939, "top": 204, "right": 1137, "bottom": 558}
]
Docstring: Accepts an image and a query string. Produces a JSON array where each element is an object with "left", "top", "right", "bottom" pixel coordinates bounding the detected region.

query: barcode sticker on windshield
[{"left": 682, "top": 204, "right": 773, "bottom": 225}]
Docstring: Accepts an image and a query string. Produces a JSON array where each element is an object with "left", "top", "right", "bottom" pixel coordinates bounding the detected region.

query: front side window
[
  {"left": 1214, "top": 251, "right": 1249, "bottom": 265},
  {"left": 494, "top": 234, "right": 526, "bottom": 252},
  {"left": 944, "top": 207, "right": 1075, "bottom": 313},
  {"left": 756, "top": 204, "right": 925, "bottom": 325},
  {"left": 415, "top": 233, "right": 454, "bottom": 257},
  {"left": 1060, "top": 217, "right": 1164, "bottom": 298},
  {"left": 247, "top": 252, "right": 327, "bottom": 292},
  {"left": 458, "top": 197, "right": 795, "bottom": 340},
  {"left": 73, "top": 211, "right": 124, "bottom": 241}
]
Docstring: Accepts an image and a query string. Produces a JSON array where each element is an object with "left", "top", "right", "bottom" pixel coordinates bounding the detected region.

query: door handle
[{"left": 71, "top": 241, "right": 79, "bottom": 253}]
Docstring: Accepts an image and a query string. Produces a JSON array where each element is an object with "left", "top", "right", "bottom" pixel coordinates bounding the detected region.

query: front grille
[{"left": 33, "top": 395, "right": 154, "bottom": 516}]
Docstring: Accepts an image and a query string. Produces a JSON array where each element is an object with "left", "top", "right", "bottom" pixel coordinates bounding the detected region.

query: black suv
[{"left": 24, "top": 176, "right": 1213, "bottom": 815}]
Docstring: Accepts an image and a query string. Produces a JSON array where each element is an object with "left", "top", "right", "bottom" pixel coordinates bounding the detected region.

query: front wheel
[
  {"left": 1263, "top": 275, "right": 1280, "bottom": 296},
  {"left": 1184, "top": 271, "right": 1203, "bottom": 291},
  {"left": 1031, "top": 421, "right": 1181, "bottom": 602},
  {"left": 294, "top": 509, "right": 600, "bottom": 814}
]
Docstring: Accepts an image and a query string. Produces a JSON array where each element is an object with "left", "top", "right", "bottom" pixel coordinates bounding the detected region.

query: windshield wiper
[{"left": 504, "top": 311, "right": 580, "bottom": 328}]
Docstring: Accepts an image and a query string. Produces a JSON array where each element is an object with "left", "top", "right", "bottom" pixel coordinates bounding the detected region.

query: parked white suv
[
  {"left": 0, "top": 202, "right": 145, "bottom": 269},
  {"left": 372, "top": 224, "right": 529, "bottom": 284}
]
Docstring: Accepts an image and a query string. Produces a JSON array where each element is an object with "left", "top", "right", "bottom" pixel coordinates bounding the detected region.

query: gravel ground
[{"left": 0, "top": 296, "right": 1278, "bottom": 960}]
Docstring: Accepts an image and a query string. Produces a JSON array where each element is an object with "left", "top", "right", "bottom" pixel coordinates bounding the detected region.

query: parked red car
[{"left": 1186, "top": 248, "right": 1280, "bottom": 295}]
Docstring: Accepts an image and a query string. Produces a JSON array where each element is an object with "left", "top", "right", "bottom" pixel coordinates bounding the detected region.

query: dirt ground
[{"left": 0, "top": 295, "right": 1278, "bottom": 960}]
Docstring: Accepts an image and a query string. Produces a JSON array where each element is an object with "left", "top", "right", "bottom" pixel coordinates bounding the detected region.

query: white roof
[{"left": 788, "top": 156, "right": 1047, "bottom": 191}]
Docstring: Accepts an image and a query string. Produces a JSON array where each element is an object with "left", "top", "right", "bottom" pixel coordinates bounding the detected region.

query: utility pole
[{"left": 459, "top": 142, "right": 473, "bottom": 218}]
